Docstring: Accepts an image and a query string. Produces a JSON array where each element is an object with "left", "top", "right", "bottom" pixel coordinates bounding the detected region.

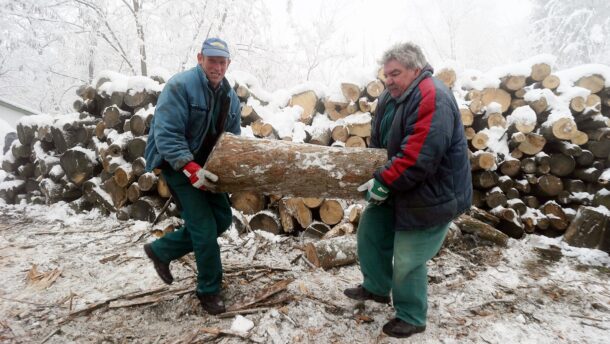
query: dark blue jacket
[
  {"left": 144, "top": 65, "right": 241, "bottom": 172},
  {"left": 372, "top": 65, "right": 472, "bottom": 230}
]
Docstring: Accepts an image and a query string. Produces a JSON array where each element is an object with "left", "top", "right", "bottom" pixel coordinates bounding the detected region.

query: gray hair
[{"left": 380, "top": 42, "right": 427, "bottom": 70}]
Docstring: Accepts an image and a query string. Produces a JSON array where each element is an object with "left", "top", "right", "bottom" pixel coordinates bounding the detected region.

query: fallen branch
[{"left": 226, "top": 278, "right": 294, "bottom": 312}]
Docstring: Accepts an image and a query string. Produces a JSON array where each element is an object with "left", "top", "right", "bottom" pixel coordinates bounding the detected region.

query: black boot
[
  {"left": 343, "top": 285, "right": 390, "bottom": 303},
  {"left": 382, "top": 318, "right": 426, "bottom": 338},
  {"left": 143, "top": 244, "right": 173, "bottom": 285},
  {"left": 197, "top": 293, "right": 226, "bottom": 315}
]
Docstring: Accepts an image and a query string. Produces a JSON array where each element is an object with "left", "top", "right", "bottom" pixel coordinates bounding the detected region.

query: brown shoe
[
  {"left": 143, "top": 244, "right": 173, "bottom": 285},
  {"left": 197, "top": 293, "right": 226, "bottom": 315},
  {"left": 343, "top": 285, "right": 390, "bottom": 304},
  {"left": 382, "top": 318, "right": 426, "bottom": 338}
]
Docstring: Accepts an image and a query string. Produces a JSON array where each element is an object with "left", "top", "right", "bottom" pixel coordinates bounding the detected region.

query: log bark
[
  {"left": 540, "top": 201, "right": 569, "bottom": 231},
  {"left": 452, "top": 214, "right": 509, "bottom": 246},
  {"left": 325, "top": 99, "right": 350, "bottom": 121},
  {"left": 124, "top": 89, "right": 156, "bottom": 109},
  {"left": 129, "top": 110, "right": 153, "bottom": 136},
  {"left": 130, "top": 196, "right": 164, "bottom": 222},
  {"left": 103, "top": 105, "right": 132, "bottom": 131},
  {"left": 489, "top": 206, "right": 524, "bottom": 238},
  {"left": 563, "top": 206, "right": 610, "bottom": 253},
  {"left": 303, "top": 235, "right": 358, "bottom": 269},
  {"left": 472, "top": 171, "right": 499, "bottom": 189},
  {"left": 303, "top": 221, "right": 331, "bottom": 240},
  {"left": 348, "top": 204, "right": 363, "bottom": 224},
  {"left": 549, "top": 153, "right": 576, "bottom": 177},
  {"left": 103, "top": 177, "right": 127, "bottom": 209},
  {"left": 240, "top": 105, "right": 261, "bottom": 126},
  {"left": 499, "top": 159, "right": 521, "bottom": 177},
  {"left": 470, "top": 152, "right": 496, "bottom": 171},
  {"left": 203, "top": 133, "right": 387, "bottom": 199},
  {"left": 536, "top": 174, "right": 563, "bottom": 197},
  {"left": 282, "top": 198, "right": 312, "bottom": 229},
  {"left": 60, "top": 148, "right": 100, "bottom": 186},
  {"left": 16, "top": 122, "right": 37, "bottom": 145},
  {"left": 113, "top": 164, "right": 135, "bottom": 188},
  {"left": 125, "top": 137, "right": 147, "bottom": 162},
  {"left": 127, "top": 182, "right": 143, "bottom": 203},
  {"left": 138, "top": 172, "right": 158, "bottom": 192}
]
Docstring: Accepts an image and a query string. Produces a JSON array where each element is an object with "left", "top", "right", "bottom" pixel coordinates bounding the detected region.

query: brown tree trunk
[{"left": 203, "top": 134, "right": 387, "bottom": 199}]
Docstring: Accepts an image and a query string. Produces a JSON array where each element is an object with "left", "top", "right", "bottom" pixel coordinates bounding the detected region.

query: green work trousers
[
  {"left": 357, "top": 203, "right": 449, "bottom": 326},
  {"left": 149, "top": 168, "right": 232, "bottom": 295}
]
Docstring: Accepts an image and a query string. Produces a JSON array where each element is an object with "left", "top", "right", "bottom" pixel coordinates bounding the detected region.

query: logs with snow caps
[
  {"left": 60, "top": 148, "right": 100, "bottom": 186},
  {"left": 289, "top": 91, "right": 318, "bottom": 125},
  {"left": 203, "top": 133, "right": 387, "bottom": 199}
]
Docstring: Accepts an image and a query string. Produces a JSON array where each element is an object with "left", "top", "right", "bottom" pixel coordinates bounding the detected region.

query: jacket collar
[{"left": 395, "top": 64, "right": 434, "bottom": 103}]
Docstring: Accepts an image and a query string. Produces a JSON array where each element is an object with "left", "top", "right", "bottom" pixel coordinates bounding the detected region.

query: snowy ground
[{"left": 0, "top": 202, "right": 609, "bottom": 344}]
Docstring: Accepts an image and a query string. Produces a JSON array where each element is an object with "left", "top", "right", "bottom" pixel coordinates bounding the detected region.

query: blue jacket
[
  {"left": 372, "top": 65, "right": 472, "bottom": 230},
  {"left": 145, "top": 65, "right": 241, "bottom": 171}
]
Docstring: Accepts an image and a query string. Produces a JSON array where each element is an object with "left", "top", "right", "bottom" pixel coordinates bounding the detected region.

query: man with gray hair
[{"left": 345, "top": 42, "right": 472, "bottom": 338}]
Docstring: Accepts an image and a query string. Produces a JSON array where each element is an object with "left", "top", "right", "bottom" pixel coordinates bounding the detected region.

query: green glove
[{"left": 357, "top": 178, "right": 390, "bottom": 204}]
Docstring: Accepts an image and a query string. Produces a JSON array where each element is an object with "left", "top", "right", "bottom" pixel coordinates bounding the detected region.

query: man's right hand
[{"left": 182, "top": 161, "right": 218, "bottom": 190}]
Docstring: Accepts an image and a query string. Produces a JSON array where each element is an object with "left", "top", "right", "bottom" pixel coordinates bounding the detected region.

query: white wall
[{"left": 0, "top": 104, "right": 25, "bottom": 128}]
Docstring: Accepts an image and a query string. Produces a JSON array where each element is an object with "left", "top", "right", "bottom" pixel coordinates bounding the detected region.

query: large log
[
  {"left": 564, "top": 206, "right": 610, "bottom": 253},
  {"left": 452, "top": 214, "right": 509, "bottom": 246},
  {"left": 303, "top": 235, "right": 358, "bottom": 270},
  {"left": 203, "top": 133, "right": 387, "bottom": 199}
]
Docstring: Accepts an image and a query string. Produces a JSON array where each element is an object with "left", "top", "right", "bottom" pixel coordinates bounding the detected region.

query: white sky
[{"left": 264, "top": 0, "right": 533, "bottom": 72}]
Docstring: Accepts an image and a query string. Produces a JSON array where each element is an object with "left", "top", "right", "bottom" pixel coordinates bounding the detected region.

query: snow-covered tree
[{"left": 529, "top": 0, "right": 610, "bottom": 67}]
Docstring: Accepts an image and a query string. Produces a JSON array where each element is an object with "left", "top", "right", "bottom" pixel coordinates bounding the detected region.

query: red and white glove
[{"left": 182, "top": 161, "right": 218, "bottom": 190}]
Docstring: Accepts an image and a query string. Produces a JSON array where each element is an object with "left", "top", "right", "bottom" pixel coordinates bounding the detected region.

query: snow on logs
[
  {"left": 2, "top": 59, "right": 610, "bottom": 252},
  {"left": 203, "top": 133, "right": 386, "bottom": 199}
]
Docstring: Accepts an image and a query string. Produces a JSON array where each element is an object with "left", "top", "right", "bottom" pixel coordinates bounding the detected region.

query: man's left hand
[{"left": 357, "top": 178, "right": 390, "bottom": 204}]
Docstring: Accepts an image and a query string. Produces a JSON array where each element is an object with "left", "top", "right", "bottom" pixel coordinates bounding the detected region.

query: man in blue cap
[{"left": 143, "top": 37, "right": 241, "bottom": 315}]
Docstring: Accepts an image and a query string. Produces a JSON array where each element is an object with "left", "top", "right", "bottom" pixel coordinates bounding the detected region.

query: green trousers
[
  {"left": 357, "top": 203, "right": 449, "bottom": 326},
  {"left": 150, "top": 168, "right": 232, "bottom": 295}
]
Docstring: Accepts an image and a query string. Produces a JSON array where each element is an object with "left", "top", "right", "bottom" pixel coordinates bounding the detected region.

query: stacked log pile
[{"left": 1, "top": 59, "right": 610, "bottom": 252}]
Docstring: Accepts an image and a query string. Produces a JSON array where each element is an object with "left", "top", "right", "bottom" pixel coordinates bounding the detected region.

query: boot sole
[
  {"left": 343, "top": 290, "right": 391, "bottom": 304},
  {"left": 144, "top": 244, "right": 174, "bottom": 285}
]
